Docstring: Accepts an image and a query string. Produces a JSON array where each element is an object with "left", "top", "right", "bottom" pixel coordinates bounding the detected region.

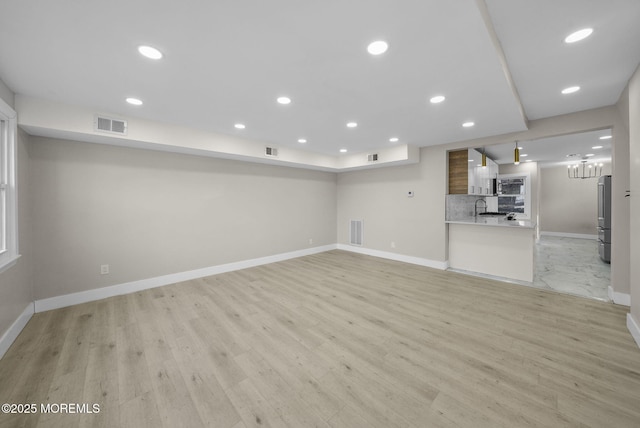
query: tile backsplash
[{"left": 446, "top": 194, "right": 498, "bottom": 220}]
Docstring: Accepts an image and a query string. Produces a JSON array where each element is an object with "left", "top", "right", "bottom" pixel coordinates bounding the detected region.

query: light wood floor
[{"left": 1, "top": 250, "right": 640, "bottom": 427}]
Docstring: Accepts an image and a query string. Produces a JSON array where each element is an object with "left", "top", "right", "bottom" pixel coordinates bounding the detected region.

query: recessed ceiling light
[
  {"left": 462, "top": 121, "right": 474, "bottom": 128},
  {"left": 521, "top": 154, "right": 528, "bottom": 157},
  {"left": 585, "top": 153, "right": 595, "bottom": 157},
  {"left": 126, "top": 97, "right": 143, "bottom": 106},
  {"left": 298, "top": 138, "right": 307, "bottom": 143},
  {"left": 562, "top": 86, "right": 580, "bottom": 94},
  {"left": 592, "top": 145, "right": 603, "bottom": 149},
  {"left": 599, "top": 135, "right": 612, "bottom": 140},
  {"left": 430, "top": 95, "right": 446, "bottom": 104},
  {"left": 138, "top": 45, "right": 163, "bottom": 60},
  {"left": 277, "top": 96, "right": 291, "bottom": 105},
  {"left": 367, "top": 40, "right": 388, "bottom": 55},
  {"left": 340, "top": 148, "right": 348, "bottom": 153},
  {"left": 468, "top": 159, "right": 474, "bottom": 162},
  {"left": 389, "top": 137, "right": 399, "bottom": 143},
  {"left": 564, "top": 28, "right": 593, "bottom": 44},
  {"left": 346, "top": 122, "right": 358, "bottom": 128},
  {"left": 234, "top": 123, "right": 246, "bottom": 129},
  {"left": 525, "top": 159, "right": 533, "bottom": 163}
]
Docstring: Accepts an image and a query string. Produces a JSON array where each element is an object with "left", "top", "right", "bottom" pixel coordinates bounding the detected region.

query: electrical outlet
[
  {"left": 308, "top": 238, "right": 313, "bottom": 245},
  {"left": 100, "top": 264, "right": 110, "bottom": 275},
  {"left": 391, "top": 241, "right": 396, "bottom": 249}
]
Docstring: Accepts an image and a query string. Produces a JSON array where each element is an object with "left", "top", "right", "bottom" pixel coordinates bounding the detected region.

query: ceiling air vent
[
  {"left": 94, "top": 115, "right": 127, "bottom": 135},
  {"left": 265, "top": 147, "right": 278, "bottom": 157},
  {"left": 368, "top": 153, "right": 379, "bottom": 162}
]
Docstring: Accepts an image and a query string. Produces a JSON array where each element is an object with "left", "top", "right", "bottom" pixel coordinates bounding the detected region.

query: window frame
[
  {"left": 497, "top": 172, "right": 531, "bottom": 220},
  {"left": 0, "top": 97, "right": 19, "bottom": 272}
]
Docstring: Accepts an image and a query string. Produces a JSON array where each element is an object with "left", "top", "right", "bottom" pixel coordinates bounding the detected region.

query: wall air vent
[
  {"left": 349, "top": 220, "right": 363, "bottom": 246},
  {"left": 265, "top": 147, "right": 278, "bottom": 157},
  {"left": 368, "top": 153, "right": 379, "bottom": 162},
  {"left": 94, "top": 115, "right": 127, "bottom": 135}
]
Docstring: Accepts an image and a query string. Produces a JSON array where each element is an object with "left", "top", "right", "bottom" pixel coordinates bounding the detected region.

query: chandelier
[{"left": 567, "top": 160, "right": 604, "bottom": 179}]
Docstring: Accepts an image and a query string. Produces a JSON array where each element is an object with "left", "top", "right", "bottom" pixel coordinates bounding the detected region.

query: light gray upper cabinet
[
  {"left": 468, "top": 149, "right": 482, "bottom": 195},
  {"left": 468, "top": 149, "right": 498, "bottom": 195}
]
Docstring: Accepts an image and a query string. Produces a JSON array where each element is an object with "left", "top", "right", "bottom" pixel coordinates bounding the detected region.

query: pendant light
[
  {"left": 481, "top": 148, "right": 487, "bottom": 168},
  {"left": 514, "top": 142, "right": 520, "bottom": 165}
]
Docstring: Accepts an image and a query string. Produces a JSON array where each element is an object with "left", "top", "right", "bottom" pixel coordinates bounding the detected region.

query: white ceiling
[
  {"left": 1, "top": 0, "right": 639, "bottom": 157},
  {"left": 485, "top": 0, "right": 640, "bottom": 120}
]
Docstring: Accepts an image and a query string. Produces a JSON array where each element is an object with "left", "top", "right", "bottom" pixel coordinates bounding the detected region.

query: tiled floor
[{"left": 533, "top": 235, "right": 610, "bottom": 301}]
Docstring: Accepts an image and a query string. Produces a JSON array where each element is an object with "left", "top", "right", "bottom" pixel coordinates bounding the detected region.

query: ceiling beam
[{"left": 475, "top": 0, "right": 529, "bottom": 129}]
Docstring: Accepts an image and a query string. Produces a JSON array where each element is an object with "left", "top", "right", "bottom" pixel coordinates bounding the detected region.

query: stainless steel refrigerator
[{"left": 597, "top": 175, "right": 612, "bottom": 263}]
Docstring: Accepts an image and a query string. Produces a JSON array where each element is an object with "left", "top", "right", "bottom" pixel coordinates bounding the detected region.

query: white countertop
[{"left": 446, "top": 216, "right": 537, "bottom": 229}]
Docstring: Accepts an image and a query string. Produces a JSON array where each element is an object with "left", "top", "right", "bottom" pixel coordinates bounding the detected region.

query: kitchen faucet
[{"left": 474, "top": 199, "right": 487, "bottom": 217}]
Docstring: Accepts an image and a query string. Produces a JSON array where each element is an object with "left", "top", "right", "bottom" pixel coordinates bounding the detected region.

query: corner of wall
[
  {"left": 0, "top": 303, "right": 34, "bottom": 359},
  {"left": 336, "top": 244, "right": 448, "bottom": 270},
  {"left": 608, "top": 285, "right": 631, "bottom": 306}
]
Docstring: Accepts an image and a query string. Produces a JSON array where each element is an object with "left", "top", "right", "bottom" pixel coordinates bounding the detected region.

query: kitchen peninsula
[
  {"left": 446, "top": 216, "right": 536, "bottom": 282},
  {"left": 446, "top": 148, "right": 536, "bottom": 282}
]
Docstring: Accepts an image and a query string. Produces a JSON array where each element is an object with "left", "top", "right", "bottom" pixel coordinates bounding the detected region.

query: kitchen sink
[{"left": 478, "top": 212, "right": 508, "bottom": 216}]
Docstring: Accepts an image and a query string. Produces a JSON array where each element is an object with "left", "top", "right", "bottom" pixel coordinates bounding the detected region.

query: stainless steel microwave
[{"left": 497, "top": 177, "right": 525, "bottom": 195}]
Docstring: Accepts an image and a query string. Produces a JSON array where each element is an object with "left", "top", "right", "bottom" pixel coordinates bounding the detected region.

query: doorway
[{"left": 533, "top": 235, "right": 610, "bottom": 301}]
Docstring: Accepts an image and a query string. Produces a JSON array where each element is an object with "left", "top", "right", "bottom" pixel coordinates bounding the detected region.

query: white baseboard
[
  {"left": 627, "top": 314, "right": 640, "bottom": 349},
  {"left": 0, "top": 303, "right": 35, "bottom": 359},
  {"left": 540, "top": 231, "right": 598, "bottom": 240},
  {"left": 608, "top": 286, "right": 631, "bottom": 306},
  {"left": 336, "top": 244, "right": 448, "bottom": 270},
  {"left": 34, "top": 244, "right": 337, "bottom": 313}
]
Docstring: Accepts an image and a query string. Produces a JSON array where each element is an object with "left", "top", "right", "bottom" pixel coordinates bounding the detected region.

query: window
[
  {"left": 0, "top": 97, "right": 18, "bottom": 272},
  {"left": 497, "top": 173, "right": 531, "bottom": 219},
  {"left": 498, "top": 195, "right": 526, "bottom": 214}
]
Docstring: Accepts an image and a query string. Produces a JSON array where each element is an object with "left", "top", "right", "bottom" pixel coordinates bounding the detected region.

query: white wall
[
  {"left": 337, "top": 145, "right": 447, "bottom": 264},
  {"left": 628, "top": 64, "right": 640, "bottom": 326},
  {"left": 30, "top": 137, "right": 337, "bottom": 300},
  {"left": 613, "top": 89, "right": 631, "bottom": 302},
  {"left": 539, "top": 163, "right": 612, "bottom": 236}
]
